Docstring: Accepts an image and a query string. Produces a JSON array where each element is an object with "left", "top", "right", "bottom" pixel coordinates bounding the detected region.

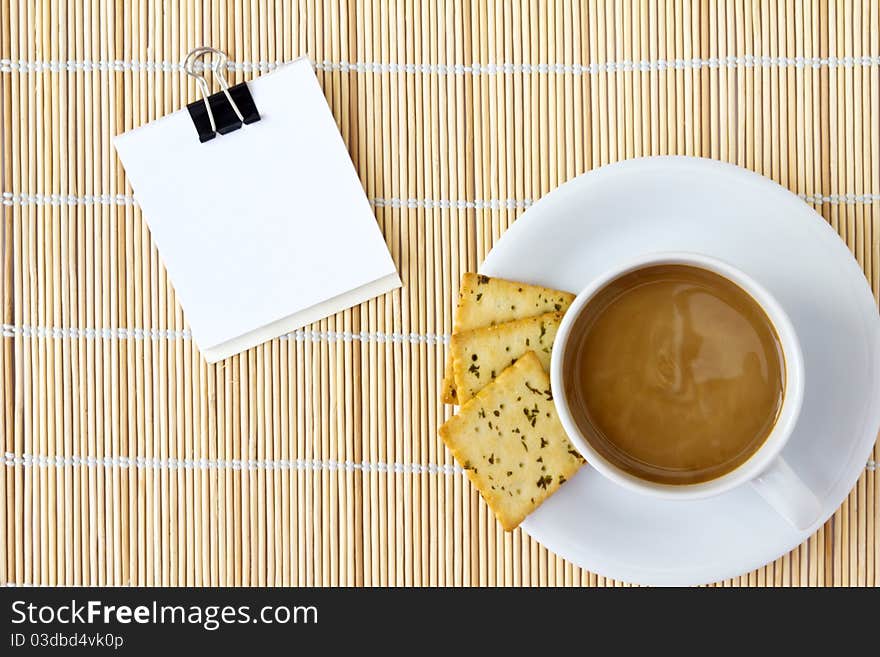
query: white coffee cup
[{"left": 550, "top": 252, "right": 822, "bottom": 530}]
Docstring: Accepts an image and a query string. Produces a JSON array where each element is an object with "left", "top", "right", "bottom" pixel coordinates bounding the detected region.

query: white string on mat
[
  {"left": 2, "top": 324, "right": 192, "bottom": 340},
  {"left": 3, "top": 191, "right": 879, "bottom": 209},
  {"left": 1, "top": 192, "right": 136, "bottom": 206},
  {"left": 2, "top": 192, "right": 536, "bottom": 210},
  {"left": 799, "top": 193, "right": 880, "bottom": 205},
  {"left": 2, "top": 452, "right": 464, "bottom": 476},
  {"left": 372, "top": 197, "right": 533, "bottom": 210},
  {"left": 1, "top": 324, "right": 450, "bottom": 346},
  {"left": 2, "top": 54, "right": 880, "bottom": 75},
  {"left": 320, "top": 55, "right": 880, "bottom": 74},
  {"left": 5, "top": 583, "right": 91, "bottom": 588},
  {"left": 2, "top": 452, "right": 874, "bottom": 474}
]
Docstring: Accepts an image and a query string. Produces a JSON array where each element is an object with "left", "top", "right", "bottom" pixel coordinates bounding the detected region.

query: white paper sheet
[{"left": 114, "top": 58, "right": 401, "bottom": 362}]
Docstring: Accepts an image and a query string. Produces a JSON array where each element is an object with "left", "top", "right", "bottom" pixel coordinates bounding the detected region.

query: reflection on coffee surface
[{"left": 565, "top": 264, "right": 784, "bottom": 484}]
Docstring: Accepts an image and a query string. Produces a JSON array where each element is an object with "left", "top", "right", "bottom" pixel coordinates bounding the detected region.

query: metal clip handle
[{"left": 183, "top": 47, "right": 245, "bottom": 136}]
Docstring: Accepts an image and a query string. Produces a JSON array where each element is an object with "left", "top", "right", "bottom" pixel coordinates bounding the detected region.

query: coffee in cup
[
  {"left": 551, "top": 252, "right": 821, "bottom": 529},
  {"left": 561, "top": 263, "right": 785, "bottom": 485}
]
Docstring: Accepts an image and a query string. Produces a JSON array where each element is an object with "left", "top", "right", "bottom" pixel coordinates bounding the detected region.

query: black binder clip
[{"left": 184, "top": 47, "right": 260, "bottom": 143}]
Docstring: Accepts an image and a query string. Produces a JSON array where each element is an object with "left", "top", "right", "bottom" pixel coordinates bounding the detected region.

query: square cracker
[
  {"left": 439, "top": 351, "right": 585, "bottom": 531},
  {"left": 440, "top": 273, "right": 575, "bottom": 404},
  {"left": 454, "top": 273, "right": 574, "bottom": 332},
  {"left": 451, "top": 311, "right": 563, "bottom": 404}
]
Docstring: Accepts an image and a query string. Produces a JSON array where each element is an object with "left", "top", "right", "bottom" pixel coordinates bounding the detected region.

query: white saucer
[{"left": 481, "top": 157, "right": 880, "bottom": 586}]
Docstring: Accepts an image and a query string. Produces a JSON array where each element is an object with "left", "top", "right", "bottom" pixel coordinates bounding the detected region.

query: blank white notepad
[{"left": 114, "top": 58, "right": 400, "bottom": 363}]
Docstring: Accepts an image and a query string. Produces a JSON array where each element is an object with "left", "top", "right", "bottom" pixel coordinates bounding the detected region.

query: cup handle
[{"left": 750, "top": 457, "right": 822, "bottom": 531}]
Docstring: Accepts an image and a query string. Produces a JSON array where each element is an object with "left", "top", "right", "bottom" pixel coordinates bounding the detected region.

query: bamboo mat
[{"left": 1, "top": 1, "right": 878, "bottom": 587}]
